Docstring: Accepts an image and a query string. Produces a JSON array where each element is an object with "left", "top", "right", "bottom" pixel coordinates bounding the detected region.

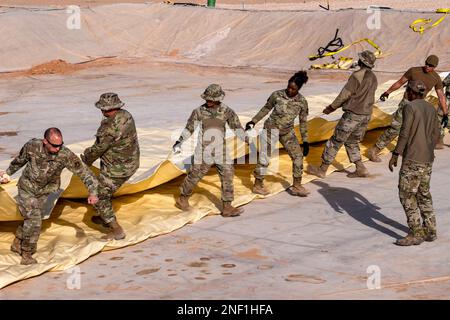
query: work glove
[
  {"left": 173, "top": 140, "right": 182, "bottom": 154},
  {"left": 302, "top": 142, "right": 310, "bottom": 157},
  {"left": 380, "top": 92, "right": 389, "bottom": 102},
  {"left": 323, "top": 105, "right": 335, "bottom": 115},
  {"left": 0, "top": 171, "right": 11, "bottom": 184},
  {"left": 441, "top": 114, "right": 449, "bottom": 128},
  {"left": 245, "top": 121, "right": 255, "bottom": 131},
  {"left": 388, "top": 153, "right": 398, "bottom": 172}
]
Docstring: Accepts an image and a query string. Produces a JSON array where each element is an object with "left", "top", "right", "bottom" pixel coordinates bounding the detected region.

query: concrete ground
[{"left": 1, "top": 144, "right": 450, "bottom": 299}]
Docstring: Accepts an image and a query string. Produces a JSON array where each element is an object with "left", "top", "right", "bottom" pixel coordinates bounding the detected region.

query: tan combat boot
[
  {"left": 424, "top": 230, "right": 437, "bottom": 242},
  {"left": 252, "top": 178, "right": 270, "bottom": 196},
  {"left": 21, "top": 252, "right": 37, "bottom": 265},
  {"left": 175, "top": 195, "right": 191, "bottom": 211},
  {"left": 102, "top": 219, "right": 126, "bottom": 240},
  {"left": 221, "top": 201, "right": 243, "bottom": 217},
  {"left": 289, "top": 177, "right": 310, "bottom": 197},
  {"left": 435, "top": 136, "right": 445, "bottom": 149},
  {"left": 348, "top": 160, "right": 369, "bottom": 178},
  {"left": 395, "top": 233, "right": 424, "bottom": 246},
  {"left": 10, "top": 237, "right": 21, "bottom": 255},
  {"left": 306, "top": 163, "right": 329, "bottom": 179},
  {"left": 91, "top": 215, "right": 108, "bottom": 227},
  {"left": 367, "top": 146, "right": 382, "bottom": 162}
]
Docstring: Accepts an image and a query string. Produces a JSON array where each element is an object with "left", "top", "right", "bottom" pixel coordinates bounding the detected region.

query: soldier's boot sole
[
  {"left": 395, "top": 236, "right": 424, "bottom": 246},
  {"left": 306, "top": 165, "right": 326, "bottom": 179},
  {"left": 221, "top": 207, "right": 243, "bottom": 218},
  {"left": 21, "top": 254, "right": 37, "bottom": 265},
  {"left": 424, "top": 234, "right": 437, "bottom": 242},
  {"left": 101, "top": 230, "right": 126, "bottom": 241},
  {"left": 252, "top": 186, "right": 270, "bottom": 196},
  {"left": 347, "top": 169, "right": 370, "bottom": 178},
  {"left": 289, "top": 186, "right": 310, "bottom": 197},
  {"left": 10, "top": 237, "right": 21, "bottom": 255}
]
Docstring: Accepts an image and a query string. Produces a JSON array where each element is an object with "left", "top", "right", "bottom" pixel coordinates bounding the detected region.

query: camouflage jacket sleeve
[
  {"left": 178, "top": 109, "right": 200, "bottom": 143},
  {"left": 6, "top": 141, "right": 31, "bottom": 176},
  {"left": 394, "top": 104, "right": 413, "bottom": 156},
  {"left": 298, "top": 97, "right": 309, "bottom": 142},
  {"left": 226, "top": 108, "right": 247, "bottom": 141},
  {"left": 65, "top": 149, "right": 99, "bottom": 196},
  {"left": 330, "top": 73, "right": 358, "bottom": 110},
  {"left": 443, "top": 73, "right": 450, "bottom": 87},
  {"left": 82, "top": 120, "right": 115, "bottom": 165},
  {"left": 251, "top": 92, "right": 276, "bottom": 124}
]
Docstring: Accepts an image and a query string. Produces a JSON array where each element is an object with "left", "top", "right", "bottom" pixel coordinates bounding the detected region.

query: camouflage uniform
[
  {"left": 82, "top": 95, "right": 140, "bottom": 224},
  {"left": 375, "top": 99, "right": 409, "bottom": 150},
  {"left": 322, "top": 112, "right": 371, "bottom": 164},
  {"left": 393, "top": 91, "right": 439, "bottom": 241},
  {"left": 6, "top": 138, "right": 98, "bottom": 254},
  {"left": 251, "top": 89, "right": 308, "bottom": 179},
  {"left": 177, "top": 86, "right": 245, "bottom": 202},
  {"left": 322, "top": 65, "right": 378, "bottom": 165},
  {"left": 399, "top": 160, "right": 435, "bottom": 237}
]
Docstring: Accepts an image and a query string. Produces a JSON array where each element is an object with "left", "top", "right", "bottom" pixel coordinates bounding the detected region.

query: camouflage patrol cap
[
  {"left": 407, "top": 80, "right": 426, "bottom": 94},
  {"left": 95, "top": 92, "right": 125, "bottom": 111},
  {"left": 200, "top": 84, "right": 225, "bottom": 102},
  {"left": 425, "top": 55, "right": 439, "bottom": 67},
  {"left": 358, "top": 50, "right": 376, "bottom": 68}
]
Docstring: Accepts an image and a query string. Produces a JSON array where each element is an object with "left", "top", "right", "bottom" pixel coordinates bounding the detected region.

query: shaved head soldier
[{"left": 1, "top": 128, "right": 99, "bottom": 265}]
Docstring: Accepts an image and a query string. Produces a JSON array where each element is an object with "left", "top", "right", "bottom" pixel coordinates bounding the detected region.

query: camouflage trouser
[
  {"left": 322, "top": 111, "right": 370, "bottom": 165},
  {"left": 375, "top": 99, "right": 409, "bottom": 150},
  {"left": 399, "top": 160, "right": 436, "bottom": 237},
  {"left": 94, "top": 173, "right": 130, "bottom": 224},
  {"left": 15, "top": 188, "right": 47, "bottom": 254},
  {"left": 181, "top": 163, "right": 234, "bottom": 202},
  {"left": 437, "top": 107, "right": 446, "bottom": 139},
  {"left": 254, "top": 128, "right": 304, "bottom": 179}
]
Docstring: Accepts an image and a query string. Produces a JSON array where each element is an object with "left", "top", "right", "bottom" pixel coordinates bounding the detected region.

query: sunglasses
[{"left": 47, "top": 140, "right": 64, "bottom": 148}]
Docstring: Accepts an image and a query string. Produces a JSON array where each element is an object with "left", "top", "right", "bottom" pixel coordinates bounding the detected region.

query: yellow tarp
[{"left": 0, "top": 105, "right": 397, "bottom": 289}]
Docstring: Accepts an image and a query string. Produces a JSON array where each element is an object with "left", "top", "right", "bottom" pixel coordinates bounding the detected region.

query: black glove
[
  {"left": 245, "top": 121, "right": 255, "bottom": 131},
  {"left": 442, "top": 114, "right": 448, "bottom": 128},
  {"left": 172, "top": 140, "right": 182, "bottom": 154},
  {"left": 302, "top": 142, "right": 309, "bottom": 157},
  {"left": 380, "top": 92, "right": 389, "bottom": 101},
  {"left": 388, "top": 153, "right": 398, "bottom": 172}
]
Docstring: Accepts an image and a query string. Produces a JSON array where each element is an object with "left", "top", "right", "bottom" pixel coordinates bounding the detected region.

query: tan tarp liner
[{"left": 1, "top": 81, "right": 421, "bottom": 289}]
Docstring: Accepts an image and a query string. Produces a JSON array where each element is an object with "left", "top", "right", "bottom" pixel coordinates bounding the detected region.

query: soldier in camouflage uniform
[
  {"left": 245, "top": 71, "right": 310, "bottom": 197},
  {"left": 388, "top": 80, "right": 440, "bottom": 246},
  {"left": 173, "top": 84, "right": 247, "bottom": 217},
  {"left": 367, "top": 55, "right": 448, "bottom": 160},
  {"left": 0, "top": 128, "right": 99, "bottom": 265},
  {"left": 307, "top": 51, "right": 378, "bottom": 179},
  {"left": 81, "top": 93, "right": 140, "bottom": 240}
]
